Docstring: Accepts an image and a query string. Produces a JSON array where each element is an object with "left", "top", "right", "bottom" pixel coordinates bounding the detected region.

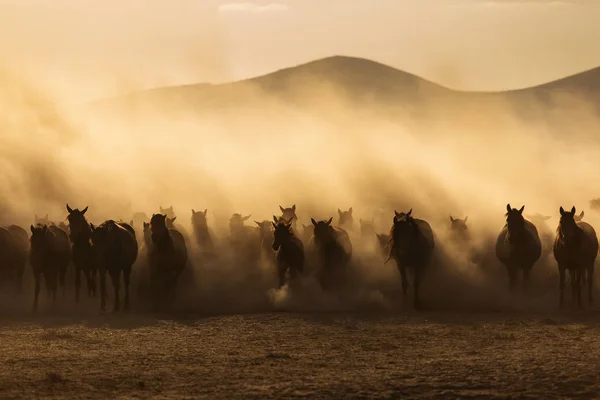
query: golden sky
[{"left": 0, "top": 0, "right": 598, "bottom": 101}]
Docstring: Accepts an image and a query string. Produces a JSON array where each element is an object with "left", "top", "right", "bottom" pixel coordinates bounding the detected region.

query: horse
[
  {"left": 385, "top": 209, "right": 435, "bottom": 309},
  {"left": 255, "top": 220, "right": 276, "bottom": 263},
  {"left": 0, "top": 225, "right": 27, "bottom": 292},
  {"left": 376, "top": 233, "right": 391, "bottom": 258},
  {"left": 34, "top": 214, "right": 51, "bottom": 226},
  {"left": 3, "top": 225, "right": 29, "bottom": 292},
  {"left": 495, "top": 204, "right": 542, "bottom": 294},
  {"left": 449, "top": 216, "right": 470, "bottom": 243},
  {"left": 229, "top": 213, "right": 261, "bottom": 266},
  {"left": 301, "top": 224, "right": 314, "bottom": 245},
  {"left": 554, "top": 206, "right": 599, "bottom": 308},
  {"left": 148, "top": 213, "right": 188, "bottom": 310},
  {"left": 310, "top": 217, "right": 352, "bottom": 291},
  {"left": 337, "top": 208, "right": 354, "bottom": 231},
  {"left": 272, "top": 216, "right": 304, "bottom": 288},
  {"left": 278, "top": 205, "right": 298, "bottom": 231},
  {"left": 29, "top": 224, "right": 70, "bottom": 311},
  {"left": 66, "top": 204, "right": 98, "bottom": 302},
  {"left": 90, "top": 220, "right": 138, "bottom": 312},
  {"left": 191, "top": 209, "right": 216, "bottom": 256}
]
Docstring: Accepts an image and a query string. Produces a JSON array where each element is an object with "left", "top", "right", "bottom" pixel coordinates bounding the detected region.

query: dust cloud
[{"left": 1, "top": 14, "right": 600, "bottom": 316}]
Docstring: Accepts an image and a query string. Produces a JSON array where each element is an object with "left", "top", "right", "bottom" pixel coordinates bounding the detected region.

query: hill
[{"left": 89, "top": 55, "right": 600, "bottom": 124}]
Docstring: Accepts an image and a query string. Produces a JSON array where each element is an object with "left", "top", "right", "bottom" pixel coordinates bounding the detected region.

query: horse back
[
  {"left": 414, "top": 219, "right": 435, "bottom": 249},
  {"left": 6, "top": 225, "right": 29, "bottom": 251},
  {"left": 169, "top": 229, "right": 188, "bottom": 265},
  {"left": 332, "top": 226, "right": 353, "bottom": 256}
]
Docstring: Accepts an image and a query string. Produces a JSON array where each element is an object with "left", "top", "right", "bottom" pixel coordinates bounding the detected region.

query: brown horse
[
  {"left": 4, "top": 225, "right": 29, "bottom": 291},
  {"left": 279, "top": 205, "right": 298, "bottom": 231},
  {"left": 375, "top": 233, "right": 390, "bottom": 258},
  {"left": 148, "top": 213, "right": 188, "bottom": 310},
  {"left": 66, "top": 204, "right": 98, "bottom": 302},
  {"left": 272, "top": 216, "right": 304, "bottom": 288},
  {"left": 29, "top": 224, "right": 70, "bottom": 311},
  {"left": 337, "top": 208, "right": 354, "bottom": 231},
  {"left": 255, "top": 220, "right": 276, "bottom": 262},
  {"left": 91, "top": 220, "right": 138, "bottom": 312},
  {"left": 449, "top": 216, "right": 470, "bottom": 243},
  {"left": 311, "top": 217, "right": 352, "bottom": 291},
  {"left": 191, "top": 209, "right": 215, "bottom": 255},
  {"left": 385, "top": 209, "right": 435, "bottom": 309},
  {"left": 554, "top": 206, "right": 598, "bottom": 308},
  {"left": 495, "top": 204, "right": 542, "bottom": 293}
]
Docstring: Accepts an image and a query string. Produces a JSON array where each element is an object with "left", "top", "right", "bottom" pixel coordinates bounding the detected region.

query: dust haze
[{"left": 2, "top": 3, "right": 600, "bottom": 316}]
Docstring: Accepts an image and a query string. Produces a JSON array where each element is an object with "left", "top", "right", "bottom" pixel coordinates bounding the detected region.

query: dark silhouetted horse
[
  {"left": 495, "top": 204, "right": 542, "bottom": 293},
  {"left": 0, "top": 225, "right": 27, "bottom": 291},
  {"left": 148, "top": 213, "right": 188, "bottom": 309},
  {"left": 554, "top": 206, "right": 598, "bottom": 308},
  {"left": 3, "top": 225, "right": 29, "bottom": 291},
  {"left": 311, "top": 217, "right": 352, "bottom": 290},
  {"left": 279, "top": 205, "right": 298, "bottom": 231},
  {"left": 66, "top": 204, "right": 98, "bottom": 302},
  {"left": 91, "top": 220, "right": 138, "bottom": 312},
  {"left": 29, "top": 224, "right": 70, "bottom": 311},
  {"left": 229, "top": 213, "right": 261, "bottom": 268},
  {"left": 191, "top": 209, "right": 215, "bottom": 253},
  {"left": 376, "top": 233, "right": 390, "bottom": 258},
  {"left": 272, "top": 216, "right": 304, "bottom": 288},
  {"left": 337, "top": 208, "right": 354, "bottom": 231},
  {"left": 449, "top": 216, "right": 470, "bottom": 243},
  {"left": 385, "top": 209, "right": 435, "bottom": 309}
]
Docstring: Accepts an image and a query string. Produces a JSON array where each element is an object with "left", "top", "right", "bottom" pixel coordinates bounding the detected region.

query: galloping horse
[
  {"left": 272, "top": 216, "right": 304, "bottom": 288},
  {"left": 495, "top": 204, "right": 542, "bottom": 293},
  {"left": 66, "top": 204, "right": 97, "bottom": 302},
  {"left": 554, "top": 206, "right": 598, "bottom": 308},
  {"left": 385, "top": 209, "right": 435, "bottom": 309},
  {"left": 311, "top": 217, "right": 352, "bottom": 291}
]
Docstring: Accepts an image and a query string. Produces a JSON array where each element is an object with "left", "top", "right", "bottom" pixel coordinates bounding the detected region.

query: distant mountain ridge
[{"left": 89, "top": 55, "right": 600, "bottom": 120}]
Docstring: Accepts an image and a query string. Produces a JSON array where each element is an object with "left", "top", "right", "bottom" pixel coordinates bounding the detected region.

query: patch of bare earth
[{"left": 0, "top": 312, "right": 598, "bottom": 399}]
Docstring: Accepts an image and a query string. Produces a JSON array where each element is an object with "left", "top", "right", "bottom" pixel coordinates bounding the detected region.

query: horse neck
[
  {"left": 558, "top": 223, "right": 583, "bottom": 245},
  {"left": 152, "top": 229, "right": 172, "bottom": 247},
  {"left": 72, "top": 222, "right": 91, "bottom": 244}
]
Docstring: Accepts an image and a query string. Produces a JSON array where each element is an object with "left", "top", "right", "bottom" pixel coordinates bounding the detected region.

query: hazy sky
[{"left": 1, "top": 0, "right": 599, "bottom": 101}]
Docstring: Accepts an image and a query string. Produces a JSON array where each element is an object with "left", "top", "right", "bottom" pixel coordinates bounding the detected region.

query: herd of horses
[{"left": 0, "top": 201, "right": 597, "bottom": 313}]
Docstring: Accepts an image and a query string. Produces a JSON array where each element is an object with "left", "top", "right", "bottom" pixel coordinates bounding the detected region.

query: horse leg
[
  {"left": 507, "top": 266, "right": 517, "bottom": 294},
  {"left": 277, "top": 263, "right": 286, "bottom": 289},
  {"left": 123, "top": 267, "right": 131, "bottom": 312},
  {"left": 44, "top": 272, "right": 52, "bottom": 300},
  {"left": 59, "top": 265, "right": 66, "bottom": 299},
  {"left": 587, "top": 263, "right": 594, "bottom": 305},
  {"left": 51, "top": 271, "right": 58, "bottom": 303},
  {"left": 33, "top": 271, "right": 41, "bottom": 312},
  {"left": 576, "top": 269, "right": 583, "bottom": 309},
  {"left": 90, "top": 268, "right": 98, "bottom": 298},
  {"left": 75, "top": 266, "right": 81, "bottom": 303},
  {"left": 413, "top": 268, "right": 422, "bottom": 310},
  {"left": 522, "top": 267, "right": 531, "bottom": 294},
  {"left": 568, "top": 269, "right": 578, "bottom": 304},
  {"left": 99, "top": 269, "right": 107, "bottom": 313},
  {"left": 397, "top": 262, "right": 409, "bottom": 298},
  {"left": 558, "top": 265, "right": 566, "bottom": 308},
  {"left": 111, "top": 269, "right": 121, "bottom": 312}
]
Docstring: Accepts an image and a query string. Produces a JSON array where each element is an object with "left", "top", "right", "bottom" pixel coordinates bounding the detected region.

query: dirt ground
[{"left": 0, "top": 309, "right": 599, "bottom": 399}]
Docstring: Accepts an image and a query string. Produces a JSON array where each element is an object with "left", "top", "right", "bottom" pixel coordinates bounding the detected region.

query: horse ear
[
  {"left": 279, "top": 205, "right": 285, "bottom": 213},
  {"left": 203, "top": 209, "right": 208, "bottom": 215},
  {"left": 90, "top": 223, "right": 95, "bottom": 231},
  {"left": 272, "top": 222, "right": 277, "bottom": 228},
  {"left": 580, "top": 211, "right": 585, "bottom": 219},
  {"left": 560, "top": 206, "right": 565, "bottom": 216},
  {"left": 255, "top": 221, "right": 261, "bottom": 227},
  {"left": 191, "top": 209, "right": 196, "bottom": 215},
  {"left": 311, "top": 218, "right": 317, "bottom": 226},
  {"left": 273, "top": 215, "right": 279, "bottom": 223},
  {"left": 464, "top": 216, "right": 468, "bottom": 223},
  {"left": 571, "top": 206, "right": 576, "bottom": 214},
  {"left": 66, "top": 204, "right": 73, "bottom": 213},
  {"left": 242, "top": 214, "right": 251, "bottom": 221},
  {"left": 348, "top": 207, "right": 353, "bottom": 215},
  {"left": 337, "top": 208, "right": 342, "bottom": 215},
  {"left": 42, "top": 225, "right": 48, "bottom": 232},
  {"left": 30, "top": 225, "right": 35, "bottom": 234},
  {"left": 171, "top": 216, "right": 177, "bottom": 222},
  {"left": 506, "top": 204, "right": 511, "bottom": 213},
  {"left": 450, "top": 215, "right": 454, "bottom": 222},
  {"left": 407, "top": 209, "right": 412, "bottom": 217},
  {"left": 82, "top": 206, "right": 88, "bottom": 215},
  {"left": 286, "top": 217, "right": 294, "bottom": 225},
  {"left": 292, "top": 204, "right": 296, "bottom": 211},
  {"left": 326, "top": 217, "right": 333, "bottom": 225},
  {"left": 394, "top": 210, "right": 400, "bottom": 217}
]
